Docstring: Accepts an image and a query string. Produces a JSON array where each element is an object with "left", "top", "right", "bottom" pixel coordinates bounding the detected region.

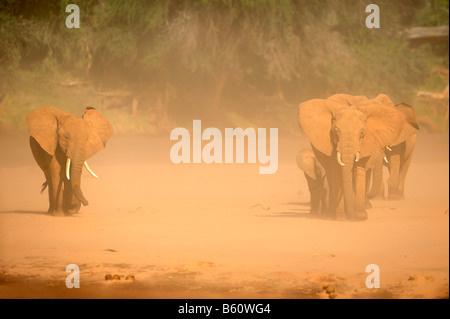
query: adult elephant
[
  {"left": 368, "top": 103, "right": 419, "bottom": 200},
  {"left": 296, "top": 148, "right": 328, "bottom": 216},
  {"left": 26, "top": 106, "right": 113, "bottom": 216},
  {"left": 298, "top": 96, "right": 405, "bottom": 221}
]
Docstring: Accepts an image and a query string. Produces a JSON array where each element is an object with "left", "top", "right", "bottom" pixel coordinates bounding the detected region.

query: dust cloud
[{"left": 0, "top": 132, "right": 448, "bottom": 299}]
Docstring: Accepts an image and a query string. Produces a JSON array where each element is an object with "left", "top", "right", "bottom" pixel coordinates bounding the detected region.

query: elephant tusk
[
  {"left": 84, "top": 161, "right": 99, "bottom": 178},
  {"left": 355, "top": 152, "right": 360, "bottom": 163},
  {"left": 386, "top": 145, "right": 392, "bottom": 152},
  {"left": 384, "top": 156, "right": 389, "bottom": 164},
  {"left": 66, "top": 158, "right": 71, "bottom": 180},
  {"left": 337, "top": 152, "right": 345, "bottom": 167}
]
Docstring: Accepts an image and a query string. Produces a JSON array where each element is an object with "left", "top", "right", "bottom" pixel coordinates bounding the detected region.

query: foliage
[{"left": 0, "top": 0, "right": 448, "bottom": 135}]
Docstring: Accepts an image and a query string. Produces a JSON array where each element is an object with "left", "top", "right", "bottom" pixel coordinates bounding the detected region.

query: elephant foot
[
  {"left": 335, "top": 209, "right": 347, "bottom": 221},
  {"left": 50, "top": 209, "right": 65, "bottom": 217},
  {"left": 64, "top": 206, "right": 81, "bottom": 216},
  {"left": 309, "top": 208, "right": 321, "bottom": 216},
  {"left": 388, "top": 193, "right": 404, "bottom": 200},
  {"left": 64, "top": 200, "right": 81, "bottom": 216},
  {"left": 67, "top": 208, "right": 80, "bottom": 215},
  {"left": 309, "top": 211, "right": 318, "bottom": 218},
  {"left": 65, "top": 208, "right": 81, "bottom": 215},
  {"left": 365, "top": 199, "right": 372, "bottom": 209},
  {"left": 345, "top": 210, "right": 368, "bottom": 221},
  {"left": 354, "top": 210, "right": 368, "bottom": 221}
]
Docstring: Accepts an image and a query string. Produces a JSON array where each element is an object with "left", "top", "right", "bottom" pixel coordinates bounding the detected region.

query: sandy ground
[{"left": 0, "top": 132, "right": 448, "bottom": 299}]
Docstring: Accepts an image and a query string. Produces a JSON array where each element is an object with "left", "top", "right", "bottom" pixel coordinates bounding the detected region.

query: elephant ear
[
  {"left": 299, "top": 99, "right": 342, "bottom": 156},
  {"left": 358, "top": 104, "right": 405, "bottom": 158},
  {"left": 396, "top": 103, "right": 420, "bottom": 130},
  {"left": 26, "top": 107, "right": 59, "bottom": 156},
  {"left": 391, "top": 103, "right": 419, "bottom": 146},
  {"left": 83, "top": 107, "right": 114, "bottom": 159}
]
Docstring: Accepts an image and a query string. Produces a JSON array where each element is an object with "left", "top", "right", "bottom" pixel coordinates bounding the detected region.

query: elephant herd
[
  {"left": 25, "top": 93, "right": 418, "bottom": 221},
  {"left": 296, "top": 93, "right": 419, "bottom": 221}
]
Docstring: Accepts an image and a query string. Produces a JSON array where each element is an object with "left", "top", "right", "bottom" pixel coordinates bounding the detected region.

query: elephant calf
[
  {"left": 26, "top": 106, "right": 113, "bottom": 216},
  {"left": 296, "top": 148, "right": 328, "bottom": 216}
]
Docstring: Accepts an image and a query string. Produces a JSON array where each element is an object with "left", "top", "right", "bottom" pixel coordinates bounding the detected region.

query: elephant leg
[
  {"left": 375, "top": 169, "right": 386, "bottom": 200},
  {"left": 335, "top": 191, "right": 346, "bottom": 220},
  {"left": 63, "top": 181, "right": 81, "bottom": 215},
  {"left": 387, "top": 153, "right": 401, "bottom": 199},
  {"left": 398, "top": 154, "right": 412, "bottom": 199},
  {"left": 305, "top": 174, "right": 321, "bottom": 216},
  {"left": 326, "top": 165, "right": 344, "bottom": 220},
  {"left": 323, "top": 161, "right": 346, "bottom": 220},
  {"left": 369, "top": 153, "right": 386, "bottom": 200},
  {"left": 378, "top": 177, "right": 385, "bottom": 199},
  {"left": 330, "top": 168, "right": 346, "bottom": 221},
  {"left": 43, "top": 172, "right": 54, "bottom": 213},
  {"left": 365, "top": 169, "right": 373, "bottom": 209},
  {"left": 398, "top": 137, "right": 416, "bottom": 199},
  {"left": 355, "top": 164, "right": 368, "bottom": 220},
  {"left": 312, "top": 146, "right": 338, "bottom": 219},
  {"left": 320, "top": 177, "right": 329, "bottom": 215},
  {"left": 48, "top": 157, "right": 65, "bottom": 216},
  {"left": 365, "top": 198, "right": 372, "bottom": 209},
  {"left": 30, "top": 137, "right": 55, "bottom": 214}
]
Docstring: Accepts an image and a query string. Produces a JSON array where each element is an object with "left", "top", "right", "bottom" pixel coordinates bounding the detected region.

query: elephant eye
[
  {"left": 360, "top": 128, "right": 365, "bottom": 137},
  {"left": 333, "top": 126, "right": 340, "bottom": 133}
]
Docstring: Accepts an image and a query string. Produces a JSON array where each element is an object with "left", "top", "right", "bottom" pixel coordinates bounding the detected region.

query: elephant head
[
  {"left": 298, "top": 97, "right": 405, "bottom": 219},
  {"left": 327, "top": 93, "right": 394, "bottom": 107},
  {"left": 26, "top": 106, "right": 113, "bottom": 206},
  {"left": 296, "top": 148, "right": 321, "bottom": 180},
  {"left": 327, "top": 93, "right": 369, "bottom": 106}
]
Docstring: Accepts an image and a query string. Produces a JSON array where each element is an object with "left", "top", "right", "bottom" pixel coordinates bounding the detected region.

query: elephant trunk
[
  {"left": 341, "top": 161, "right": 355, "bottom": 220},
  {"left": 339, "top": 146, "right": 356, "bottom": 220},
  {"left": 69, "top": 157, "right": 89, "bottom": 206}
]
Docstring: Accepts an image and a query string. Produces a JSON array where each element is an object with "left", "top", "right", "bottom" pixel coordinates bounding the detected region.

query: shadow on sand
[
  {"left": 254, "top": 201, "right": 325, "bottom": 219},
  {"left": 0, "top": 210, "right": 49, "bottom": 216}
]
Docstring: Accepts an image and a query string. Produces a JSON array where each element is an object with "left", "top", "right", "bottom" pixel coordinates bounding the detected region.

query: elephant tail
[{"left": 40, "top": 181, "right": 48, "bottom": 194}]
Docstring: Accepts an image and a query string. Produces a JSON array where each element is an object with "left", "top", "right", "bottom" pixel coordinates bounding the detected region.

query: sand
[{"left": 0, "top": 133, "right": 448, "bottom": 299}]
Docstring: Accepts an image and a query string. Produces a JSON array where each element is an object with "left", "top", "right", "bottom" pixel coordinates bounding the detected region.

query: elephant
[
  {"left": 367, "top": 103, "right": 419, "bottom": 200},
  {"left": 296, "top": 148, "right": 328, "bottom": 216},
  {"left": 26, "top": 106, "right": 113, "bottom": 216},
  {"left": 298, "top": 94, "right": 406, "bottom": 221},
  {"left": 365, "top": 150, "right": 387, "bottom": 200},
  {"left": 327, "top": 93, "right": 369, "bottom": 106}
]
